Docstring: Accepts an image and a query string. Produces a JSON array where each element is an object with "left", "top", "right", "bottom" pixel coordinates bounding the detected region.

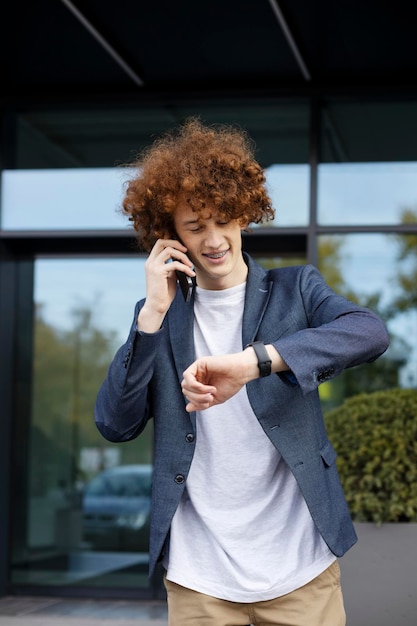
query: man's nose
[{"left": 204, "top": 226, "right": 223, "bottom": 247}]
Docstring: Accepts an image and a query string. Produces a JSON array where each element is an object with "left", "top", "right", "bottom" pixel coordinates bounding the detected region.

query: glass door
[{"left": 10, "top": 257, "right": 162, "bottom": 596}]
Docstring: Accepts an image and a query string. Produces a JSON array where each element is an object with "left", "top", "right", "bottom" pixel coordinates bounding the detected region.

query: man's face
[{"left": 173, "top": 202, "right": 248, "bottom": 290}]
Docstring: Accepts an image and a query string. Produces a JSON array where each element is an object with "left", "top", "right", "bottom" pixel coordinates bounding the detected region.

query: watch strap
[{"left": 246, "top": 341, "right": 272, "bottom": 377}]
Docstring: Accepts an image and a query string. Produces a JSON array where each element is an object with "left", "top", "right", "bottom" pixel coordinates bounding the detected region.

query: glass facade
[
  {"left": 318, "top": 162, "right": 417, "bottom": 226},
  {"left": 1, "top": 169, "right": 130, "bottom": 231},
  {"left": 1, "top": 96, "right": 416, "bottom": 599}
]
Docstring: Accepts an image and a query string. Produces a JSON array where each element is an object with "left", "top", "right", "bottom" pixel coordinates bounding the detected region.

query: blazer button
[
  {"left": 185, "top": 433, "right": 195, "bottom": 443},
  {"left": 175, "top": 474, "right": 185, "bottom": 484}
]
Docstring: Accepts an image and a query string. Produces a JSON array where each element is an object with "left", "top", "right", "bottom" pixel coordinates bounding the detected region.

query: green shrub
[{"left": 324, "top": 388, "right": 417, "bottom": 524}]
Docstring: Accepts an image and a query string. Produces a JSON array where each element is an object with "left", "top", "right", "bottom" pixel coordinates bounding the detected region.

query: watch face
[{"left": 259, "top": 361, "right": 272, "bottom": 377}]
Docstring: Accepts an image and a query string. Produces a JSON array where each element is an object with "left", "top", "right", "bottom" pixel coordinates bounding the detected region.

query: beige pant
[{"left": 164, "top": 560, "right": 346, "bottom": 626}]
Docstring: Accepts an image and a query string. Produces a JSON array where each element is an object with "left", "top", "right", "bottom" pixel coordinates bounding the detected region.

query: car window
[{"left": 85, "top": 469, "right": 151, "bottom": 497}]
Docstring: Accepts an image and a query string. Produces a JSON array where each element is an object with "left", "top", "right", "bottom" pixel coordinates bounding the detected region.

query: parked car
[{"left": 82, "top": 464, "right": 152, "bottom": 552}]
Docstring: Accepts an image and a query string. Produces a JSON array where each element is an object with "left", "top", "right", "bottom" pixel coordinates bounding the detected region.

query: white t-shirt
[{"left": 165, "top": 282, "right": 334, "bottom": 602}]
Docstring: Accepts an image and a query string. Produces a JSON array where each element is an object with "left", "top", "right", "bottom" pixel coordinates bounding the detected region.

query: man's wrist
[
  {"left": 245, "top": 341, "right": 272, "bottom": 377},
  {"left": 137, "top": 307, "right": 165, "bottom": 333}
]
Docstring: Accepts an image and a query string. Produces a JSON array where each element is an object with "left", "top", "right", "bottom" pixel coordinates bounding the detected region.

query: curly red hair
[{"left": 122, "top": 118, "right": 275, "bottom": 251}]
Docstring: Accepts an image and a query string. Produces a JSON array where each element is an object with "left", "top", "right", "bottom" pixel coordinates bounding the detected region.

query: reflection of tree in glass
[
  {"left": 390, "top": 208, "right": 417, "bottom": 389},
  {"left": 317, "top": 237, "right": 405, "bottom": 403},
  {"left": 318, "top": 237, "right": 347, "bottom": 296},
  {"left": 33, "top": 303, "right": 117, "bottom": 440},
  {"left": 393, "top": 208, "right": 417, "bottom": 312},
  {"left": 31, "top": 303, "right": 118, "bottom": 497},
  {"left": 31, "top": 301, "right": 154, "bottom": 502}
]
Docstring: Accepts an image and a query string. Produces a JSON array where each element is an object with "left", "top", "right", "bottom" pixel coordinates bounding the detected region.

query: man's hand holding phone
[
  {"left": 175, "top": 269, "right": 196, "bottom": 302},
  {"left": 137, "top": 238, "right": 196, "bottom": 332}
]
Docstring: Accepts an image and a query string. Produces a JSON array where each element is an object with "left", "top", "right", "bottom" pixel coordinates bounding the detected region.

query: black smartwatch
[{"left": 246, "top": 341, "right": 272, "bottom": 377}]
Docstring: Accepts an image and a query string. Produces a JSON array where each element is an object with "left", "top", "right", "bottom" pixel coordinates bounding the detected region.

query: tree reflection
[
  {"left": 393, "top": 208, "right": 417, "bottom": 312},
  {"left": 31, "top": 303, "right": 118, "bottom": 499}
]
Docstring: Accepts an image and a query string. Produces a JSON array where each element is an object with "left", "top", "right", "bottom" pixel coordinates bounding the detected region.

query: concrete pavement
[
  {"left": 0, "top": 596, "right": 168, "bottom": 626},
  {"left": 0, "top": 612, "right": 168, "bottom": 625}
]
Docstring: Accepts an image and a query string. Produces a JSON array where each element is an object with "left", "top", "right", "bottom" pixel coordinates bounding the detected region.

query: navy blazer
[{"left": 95, "top": 254, "right": 390, "bottom": 577}]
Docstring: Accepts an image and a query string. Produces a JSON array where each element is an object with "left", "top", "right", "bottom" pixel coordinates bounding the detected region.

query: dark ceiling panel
[
  {"left": 87, "top": 0, "right": 301, "bottom": 85},
  {"left": 3, "top": 0, "right": 416, "bottom": 101},
  {"left": 3, "top": 0, "right": 303, "bottom": 96},
  {"left": 5, "top": 1, "right": 134, "bottom": 90},
  {"left": 279, "top": 0, "right": 417, "bottom": 85}
]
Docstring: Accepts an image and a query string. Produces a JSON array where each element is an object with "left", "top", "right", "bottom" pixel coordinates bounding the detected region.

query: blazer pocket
[{"left": 320, "top": 440, "right": 338, "bottom": 467}]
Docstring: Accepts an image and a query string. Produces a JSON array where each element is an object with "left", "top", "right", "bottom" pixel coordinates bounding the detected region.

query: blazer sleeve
[
  {"left": 273, "top": 264, "right": 390, "bottom": 395},
  {"left": 94, "top": 301, "right": 164, "bottom": 442}
]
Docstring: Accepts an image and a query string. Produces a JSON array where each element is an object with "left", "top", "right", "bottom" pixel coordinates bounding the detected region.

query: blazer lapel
[
  {"left": 168, "top": 290, "right": 196, "bottom": 381},
  {"left": 242, "top": 254, "right": 273, "bottom": 348}
]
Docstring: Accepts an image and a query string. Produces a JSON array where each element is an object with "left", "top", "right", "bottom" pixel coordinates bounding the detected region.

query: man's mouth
[{"left": 203, "top": 250, "right": 228, "bottom": 259}]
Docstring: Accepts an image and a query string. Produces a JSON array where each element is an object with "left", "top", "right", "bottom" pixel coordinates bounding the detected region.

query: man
[{"left": 95, "top": 118, "right": 389, "bottom": 626}]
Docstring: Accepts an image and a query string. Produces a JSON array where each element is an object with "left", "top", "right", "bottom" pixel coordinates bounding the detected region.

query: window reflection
[
  {"left": 83, "top": 465, "right": 152, "bottom": 553},
  {"left": 12, "top": 257, "right": 155, "bottom": 590},
  {"left": 318, "top": 233, "right": 417, "bottom": 411},
  {"left": 318, "top": 162, "right": 417, "bottom": 225},
  {"left": 265, "top": 164, "right": 309, "bottom": 227},
  {"left": 33, "top": 258, "right": 147, "bottom": 337},
  {"left": 2, "top": 163, "right": 310, "bottom": 230},
  {"left": 1, "top": 168, "right": 131, "bottom": 231}
]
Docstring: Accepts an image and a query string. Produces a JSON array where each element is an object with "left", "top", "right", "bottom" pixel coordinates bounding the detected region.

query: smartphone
[{"left": 175, "top": 270, "right": 196, "bottom": 303}]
